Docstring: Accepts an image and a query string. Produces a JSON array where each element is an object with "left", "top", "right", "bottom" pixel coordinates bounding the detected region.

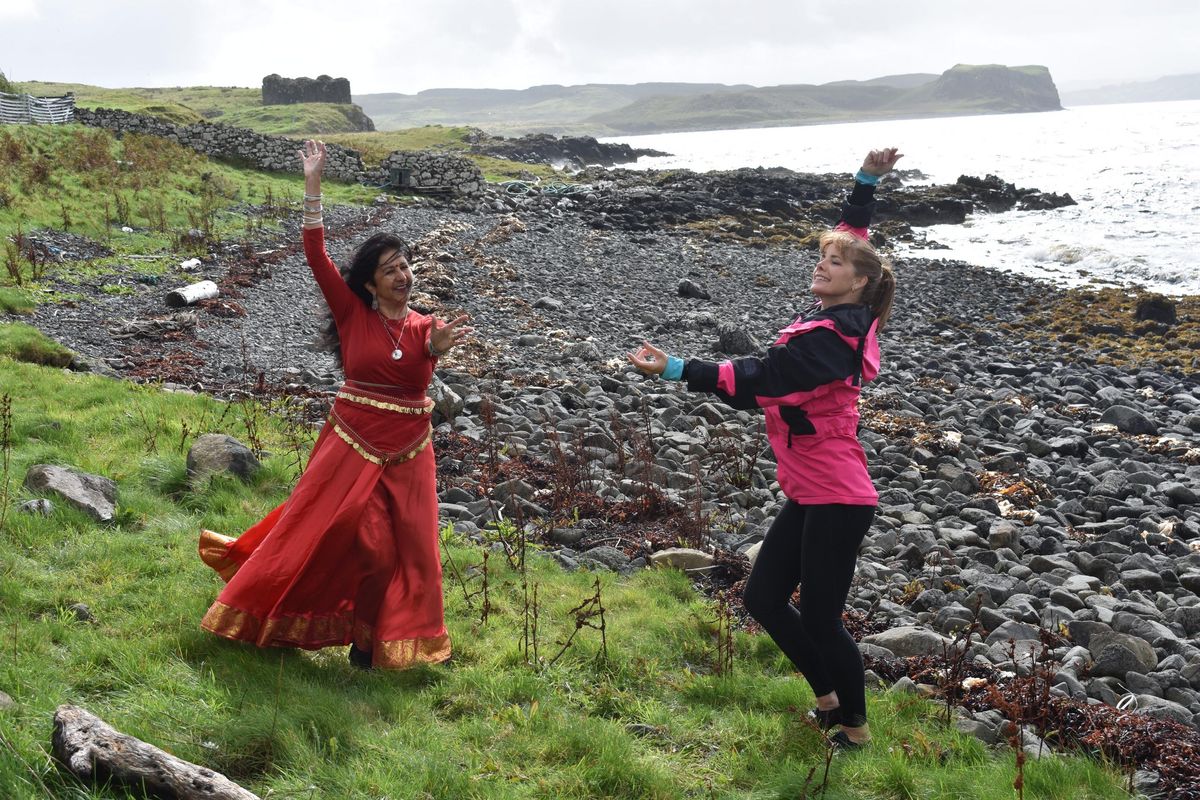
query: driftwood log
[{"left": 52, "top": 705, "right": 259, "bottom": 800}]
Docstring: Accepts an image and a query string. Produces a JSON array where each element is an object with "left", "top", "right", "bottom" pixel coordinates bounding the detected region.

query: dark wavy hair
[{"left": 317, "top": 232, "right": 414, "bottom": 367}]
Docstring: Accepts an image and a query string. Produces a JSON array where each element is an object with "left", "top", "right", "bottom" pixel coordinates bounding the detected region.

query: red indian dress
[{"left": 198, "top": 226, "right": 450, "bottom": 669}]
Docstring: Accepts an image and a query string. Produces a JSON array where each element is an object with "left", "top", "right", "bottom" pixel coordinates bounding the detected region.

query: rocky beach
[{"left": 15, "top": 165, "right": 1200, "bottom": 797}]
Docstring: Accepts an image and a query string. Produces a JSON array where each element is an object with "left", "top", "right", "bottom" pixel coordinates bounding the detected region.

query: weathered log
[
  {"left": 52, "top": 704, "right": 259, "bottom": 800},
  {"left": 166, "top": 280, "right": 219, "bottom": 308}
]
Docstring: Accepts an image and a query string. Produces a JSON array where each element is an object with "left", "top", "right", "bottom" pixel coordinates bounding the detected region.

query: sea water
[{"left": 604, "top": 100, "right": 1200, "bottom": 296}]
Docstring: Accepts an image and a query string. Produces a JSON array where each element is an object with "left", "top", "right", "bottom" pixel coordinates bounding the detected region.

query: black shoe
[
  {"left": 348, "top": 643, "right": 374, "bottom": 670},
  {"left": 829, "top": 730, "right": 867, "bottom": 751},
  {"left": 807, "top": 706, "right": 842, "bottom": 730}
]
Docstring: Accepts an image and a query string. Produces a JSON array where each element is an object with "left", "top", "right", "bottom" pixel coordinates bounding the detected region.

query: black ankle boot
[{"left": 348, "top": 643, "right": 374, "bottom": 670}]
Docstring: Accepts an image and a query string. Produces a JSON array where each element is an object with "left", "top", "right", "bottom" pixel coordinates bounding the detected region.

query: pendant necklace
[{"left": 377, "top": 308, "right": 408, "bottom": 361}]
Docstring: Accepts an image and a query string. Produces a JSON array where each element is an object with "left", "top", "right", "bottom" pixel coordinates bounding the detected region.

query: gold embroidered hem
[
  {"left": 199, "top": 530, "right": 240, "bottom": 582},
  {"left": 330, "top": 411, "right": 432, "bottom": 466},
  {"left": 201, "top": 601, "right": 451, "bottom": 669},
  {"left": 201, "top": 601, "right": 354, "bottom": 648},
  {"left": 376, "top": 634, "right": 452, "bottom": 669}
]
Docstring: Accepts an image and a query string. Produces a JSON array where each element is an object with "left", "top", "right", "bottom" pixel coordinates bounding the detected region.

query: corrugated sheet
[{"left": 0, "top": 92, "right": 75, "bottom": 125}]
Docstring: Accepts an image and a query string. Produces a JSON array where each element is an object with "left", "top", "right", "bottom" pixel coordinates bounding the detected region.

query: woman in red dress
[{"left": 199, "top": 140, "right": 470, "bottom": 669}]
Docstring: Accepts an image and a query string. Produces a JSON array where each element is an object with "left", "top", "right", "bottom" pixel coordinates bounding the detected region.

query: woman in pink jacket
[{"left": 629, "top": 148, "right": 901, "bottom": 749}]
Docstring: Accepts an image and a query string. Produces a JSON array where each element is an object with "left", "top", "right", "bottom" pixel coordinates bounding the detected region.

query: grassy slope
[
  {"left": 321, "top": 126, "right": 558, "bottom": 181},
  {"left": 0, "top": 123, "right": 377, "bottom": 293},
  {"left": 15, "top": 81, "right": 369, "bottom": 136},
  {"left": 0, "top": 357, "right": 1131, "bottom": 799}
]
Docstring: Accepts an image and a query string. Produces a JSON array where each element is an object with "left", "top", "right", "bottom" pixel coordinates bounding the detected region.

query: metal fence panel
[{"left": 0, "top": 92, "right": 76, "bottom": 125}]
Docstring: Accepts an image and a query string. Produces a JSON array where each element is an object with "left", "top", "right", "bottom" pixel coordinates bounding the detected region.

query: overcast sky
[{"left": 3, "top": 0, "right": 1197, "bottom": 95}]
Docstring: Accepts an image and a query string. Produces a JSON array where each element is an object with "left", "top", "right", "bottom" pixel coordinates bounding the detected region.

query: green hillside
[{"left": 14, "top": 81, "right": 372, "bottom": 136}]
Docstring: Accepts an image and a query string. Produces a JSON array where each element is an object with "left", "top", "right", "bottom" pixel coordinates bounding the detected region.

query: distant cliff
[
  {"left": 589, "top": 65, "right": 1061, "bottom": 134},
  {"left": 356, "top": 65, "right": 1062, "bottom": 137},
  {"left": 1062, "top": 73, "right": 1200, "bottom": 106}
]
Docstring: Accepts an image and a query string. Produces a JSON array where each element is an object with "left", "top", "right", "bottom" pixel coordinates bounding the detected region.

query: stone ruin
[{"left": 261, "top": 74, "right": 352, "bottom": 106}]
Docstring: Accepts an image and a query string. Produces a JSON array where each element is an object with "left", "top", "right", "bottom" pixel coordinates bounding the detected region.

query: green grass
[
  {"left": 323, "top": 126, "right": 559, "bottom": 181},
  {"left": 0, "top": 123, "right": 377, "bottom": 292},
  {"left": 0, "top": 357, "right": 1133, "bottom": 799},
  {"left": 0, "top": 287, "right": 35, "bottom": 315},
  {"left": 0, "top": 323, "right": 73, "bottom": 366}
]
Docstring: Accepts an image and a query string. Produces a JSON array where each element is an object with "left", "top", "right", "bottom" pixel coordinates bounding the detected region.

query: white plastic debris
[
  {"left": 165, "top": 280, "right": 219, "bottom": 307},
  {"left": 179, "top": 257, "right": 202, "bottom": 270}
]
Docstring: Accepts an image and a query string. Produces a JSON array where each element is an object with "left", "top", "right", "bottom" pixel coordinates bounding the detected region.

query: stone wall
[
  {"left": 262, "top": 74, "right": 352, "bottom": 105},
  {"left": 73, "top": 107, "right": 364, "bottom": 182},
  {"left": 369, "top": 151, "right": 485, "bottom": 197},
  {"left": 73, "top": 107, "right": 485, "bottom": 197}
]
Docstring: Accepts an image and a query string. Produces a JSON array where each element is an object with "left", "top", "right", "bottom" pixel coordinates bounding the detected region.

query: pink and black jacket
[{"left": 681, "top": 180, "right": 881, "bottom": 506}]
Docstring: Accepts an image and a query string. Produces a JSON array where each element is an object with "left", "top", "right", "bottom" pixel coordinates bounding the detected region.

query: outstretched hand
[
  {"left": 297, "top": 139, "right": 327, "bottom": 183},
  {"left": 430, "top": 314, "right": 472, "bottom": 356},
  {"left": 627, "top": 341, "right": 667, "bottom": 375},
  {"left": 861, "top": 147, "right": 903, "bottom": 177}
]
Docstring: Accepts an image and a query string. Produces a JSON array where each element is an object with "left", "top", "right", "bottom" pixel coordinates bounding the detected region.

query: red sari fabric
[{"left": 199, "top": 227, "right": 450, "bottom": 669}]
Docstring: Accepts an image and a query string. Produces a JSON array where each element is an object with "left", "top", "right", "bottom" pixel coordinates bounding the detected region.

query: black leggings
[{"left": 742, "top": 501, "right": 875, "bottom": 727}]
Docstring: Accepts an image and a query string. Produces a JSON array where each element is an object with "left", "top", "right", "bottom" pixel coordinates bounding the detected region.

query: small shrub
[
  {"left": 62, "top": 127, "right": 117, "bottom": 173},
  {"left": 0, "top": 130, "right": 24, "bottom": 164}
]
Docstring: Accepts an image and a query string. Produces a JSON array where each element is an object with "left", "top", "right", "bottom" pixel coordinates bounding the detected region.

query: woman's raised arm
[{"left": 296, "top": 140, "right": 357, "bottom": 319}]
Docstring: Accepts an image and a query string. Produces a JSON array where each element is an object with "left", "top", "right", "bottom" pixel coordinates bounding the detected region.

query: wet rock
[
  {"left": 677, "top": 279, "right": 710, "bottom": 300},
  {"left": 1100, "top": 405, "right": 1157, "bottom": 435},
  {"left": 1136, "top": 296, "right": 1177, "bottom": 325}
]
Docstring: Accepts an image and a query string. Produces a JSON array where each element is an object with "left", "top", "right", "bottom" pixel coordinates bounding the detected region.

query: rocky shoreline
[{"left": 12, "top": 168, "right": 1200, "bottom": 797}]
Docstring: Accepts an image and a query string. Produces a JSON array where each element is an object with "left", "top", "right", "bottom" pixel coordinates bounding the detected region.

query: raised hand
[
  {"left": 627, "top": 341, "right": 667, "bottom": 375},
  {"left": 430, "top": 314, "right": 472, "bottom": 356},
  {"left": 861, "top": 147, "right": 904, "bottom": 177},
  {"left": 297, "top": 139, "right": 327, "bottom": 189}
]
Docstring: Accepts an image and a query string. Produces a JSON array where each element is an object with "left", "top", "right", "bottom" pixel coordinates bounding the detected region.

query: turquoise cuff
[
  {"left": 855, "top": 169, "right": 880, "bottom": 186},
  {"left": 662, "top": 355, "right": 685, "bottom": 381}
]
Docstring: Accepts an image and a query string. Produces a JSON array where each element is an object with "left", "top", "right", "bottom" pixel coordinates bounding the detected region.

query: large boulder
[
  {"left": 1088, "top": 632, "right": 1159, "bottom": 678},
  {"left": 1099, "top": 405, "right": 1157, "bottom": 435},
  {"left": 187, "top": 434, "right": 260, "bottom": 483},
  {"left": 862, "top": 626, "right": 953, "bottom": 658},
  {"left": 23, "top": 465, "right": 117, "bottom": 523},
  {"left": 648, "top": 548, "right": 716, "bottom": 572}
]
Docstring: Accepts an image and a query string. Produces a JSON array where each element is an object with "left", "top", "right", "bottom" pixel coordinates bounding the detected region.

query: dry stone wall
[
  {"left": 73, "top": 107, "right": 484, "bottom": 196},
  {"left": 370, "top": 151, "right": 484, "bottom": 197},
  {"left": 73, "top": 107, "right": 363, "bottom": 182}
]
